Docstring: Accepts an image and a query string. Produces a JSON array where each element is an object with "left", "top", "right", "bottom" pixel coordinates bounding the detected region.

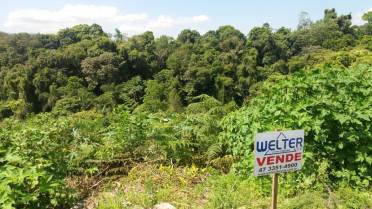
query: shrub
[{"left": 221, "top": 66, "right": 372, "bottom": 188}]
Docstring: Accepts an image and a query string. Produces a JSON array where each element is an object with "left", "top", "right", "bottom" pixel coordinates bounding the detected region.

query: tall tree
[{"left": 81, "top": 52, "right": 125, "bottom": 92}]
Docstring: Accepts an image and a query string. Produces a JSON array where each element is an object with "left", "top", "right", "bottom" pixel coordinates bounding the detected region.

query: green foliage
[
  {"left": 292, "top": 9, "right": 354, "bottom": 51},
  {"left": 0, "top": 110, "right": 111, "bottom": 208},
  {"left": 362, "top": 11, "right": 372, "bottom": 24},
  {"left": 0, "top": 150, "right": 74, "bottom": 209},
  {"left": 0, "top": 8, "right": 369, "bottom": 117},
  {"left": 115, "top": 76, "right": 145, "bottom": 109},
  {"left": 138, "top": 68, "right": 192, "bottom": 113},
  {"left": 53, "top": 77, "right": 95, "bottom": 114},
  {"left": 57, "top": 24, "right": 107, "bottom": 46},
  {"left": 202, "top": 174, "right": 269, "bottom": 209},
  {"left": 146, "top": 96, "right": 235, "bottom": 164},
  {"left": 221, "top": 66, "right": 372, "bottom": 188},
  {"left": 81, "top": 52, "right": 125, "bottom": 91}
]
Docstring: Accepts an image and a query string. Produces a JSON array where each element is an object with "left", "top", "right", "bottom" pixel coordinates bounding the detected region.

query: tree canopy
[{"left": 0, "top": 9, "right": 371, "bottom": 118}]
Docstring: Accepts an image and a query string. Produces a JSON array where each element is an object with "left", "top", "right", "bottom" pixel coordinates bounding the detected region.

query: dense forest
[{"left": 0, "top": 9, "right": 371, "bottom": 209}]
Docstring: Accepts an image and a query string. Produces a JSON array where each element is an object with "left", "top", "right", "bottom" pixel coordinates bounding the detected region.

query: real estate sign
[{"left": 254, "top": 130, "right": 304, "bottom": 176}]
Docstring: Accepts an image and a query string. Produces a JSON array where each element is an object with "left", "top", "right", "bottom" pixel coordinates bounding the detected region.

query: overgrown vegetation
[
  {"left": 0, "top": 9, "right": 371, "bottom": 209},
  {"left": 89, "top": 164, "right": 371, "bottom": 209},
  {"left": 221, "top": 66, "right": 372, "bottom": 188}
]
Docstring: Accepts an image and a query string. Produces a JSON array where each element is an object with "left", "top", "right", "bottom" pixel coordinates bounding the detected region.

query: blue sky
[{"left": 0, "top": 0, "right": 371, "bottom": 36}]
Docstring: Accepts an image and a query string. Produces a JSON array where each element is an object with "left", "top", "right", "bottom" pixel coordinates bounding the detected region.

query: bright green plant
[
  {"left": 0, "top": 149, "right": 74, "bottom": 209},
  {"left": 221, "top": 65, "right": 372, "bottom": 188}
]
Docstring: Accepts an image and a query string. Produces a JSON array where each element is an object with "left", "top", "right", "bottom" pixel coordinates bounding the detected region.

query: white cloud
[
  {"left": 119, "top": 14, "right": 209, "bottom": 35},
  {"left": 114, "top": 14, "right": 148, "bottom": 22},
  {"left": 147, "top": 15, "right": 209, "bottom": 29},
  {"left": 3, "top": 4, "right": 148, "bottom": 33},
  {"left": 193, "top": 15, "right": 209, "bottom": 22},
  {"left": 1, "top": 4, "right": 209, "bottom": 36},
  {"left": 352, "top": 8, "right": 371, "bottom": 25}
]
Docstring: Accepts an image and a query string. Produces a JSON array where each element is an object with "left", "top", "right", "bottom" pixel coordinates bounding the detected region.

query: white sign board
[{"left": 254, "top": 130, "right": 304, "bottom": 176}]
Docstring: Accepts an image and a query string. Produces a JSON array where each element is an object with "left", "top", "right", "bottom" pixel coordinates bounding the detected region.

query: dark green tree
[{"left": 81, "top": 52, "right": 125, "bottom": 92}]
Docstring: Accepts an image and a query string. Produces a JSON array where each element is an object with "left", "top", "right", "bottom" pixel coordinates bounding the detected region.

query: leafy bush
[
  {"left": 0, "top": 125, "right": 74, "bottom": 208},
  {"left": 221, "top": 66, "right": 372, "bottom": 188},
  {"left": 0, "top": 111, "right": 107, "bottom": 208},
  {"left": 0, "top": 150, "right": 74, "bottom": 209},
  {"left": 97, "top": 96, "right": 234, "bottom": 167}
]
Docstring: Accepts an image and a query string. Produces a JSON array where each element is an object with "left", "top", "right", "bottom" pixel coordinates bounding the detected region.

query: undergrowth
[{"left": 90, "top": 164, "right": 372, "bottom": 209}]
